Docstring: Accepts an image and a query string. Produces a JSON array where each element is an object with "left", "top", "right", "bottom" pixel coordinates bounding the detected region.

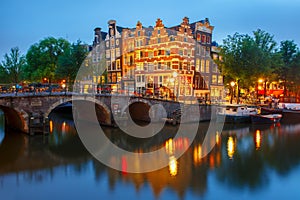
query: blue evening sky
[{"left": 1, "top": 0, "right": 300, "bottom": 58}]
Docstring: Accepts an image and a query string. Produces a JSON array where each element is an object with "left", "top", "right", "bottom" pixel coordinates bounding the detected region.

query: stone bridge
[{"left": 0, "top": 93, "right": 214, "bottom": 134}]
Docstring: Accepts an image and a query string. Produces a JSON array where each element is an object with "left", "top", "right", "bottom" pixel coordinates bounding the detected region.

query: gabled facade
[
  {"left": 88, "top": 17, "right": 224, "bottom": 101},
  {"left": 104, "top": 20, "right": 123, "bottom": 92}
]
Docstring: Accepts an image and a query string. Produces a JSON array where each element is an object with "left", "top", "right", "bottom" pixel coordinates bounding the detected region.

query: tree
[
  {"left": 25, "top": 37, "right": 70, "bottom": 83},
  {"left": 277, "top": 40, "right": 299, "bottom": 98},
  {"left": 252, "top": 29, "right": 278, "bottom": 97},
  {"left": 217, "top": 30, "right": 280, "bottom": 103},
  {"left": 218, "top": 33, "right": 260, "bottom": 103},
  {"left": 56, "top": 40, "right": 88, "bottom": 90},
  {"left": 1, "top": 47, "right": 26, "bottom": 87}
]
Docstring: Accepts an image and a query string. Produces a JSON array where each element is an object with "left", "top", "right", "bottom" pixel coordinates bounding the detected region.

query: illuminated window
[
  {"left": 218, "top": 76, "right": 223, "bottom": 84},
  {"left": 201, "top": 35, "right": 206, "bottom": 43},
  {"left": 206, "top": 60, "right": 210, "bottom": 73},
  {"left": 116, "top": 60, "right": 120, "bottom": 70},
  {"left": 200, "top": 59, "right": 205, "bottom": 72},
  {"left": 166, "top": 62, "right": 171, "bottom": 70},
  {"left": 212, "top": 75, "right": 217, "bottom": 84},
  {"left": 196, "top": 59, "right": 200, "bottom": 71},
  {"left": 197, "top": 33, "right": 201, "bottom": 41}
]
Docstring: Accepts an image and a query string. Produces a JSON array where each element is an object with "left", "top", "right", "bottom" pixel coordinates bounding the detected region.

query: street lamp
[
  {"left": 62, "top": 83, "right": 66, "bottom": 95},
  {"left": 173, "top": 71, "right": 178, "bottom": 101},
  {"left": 230, "top": 81, "right": 235, "bottom": 104}
]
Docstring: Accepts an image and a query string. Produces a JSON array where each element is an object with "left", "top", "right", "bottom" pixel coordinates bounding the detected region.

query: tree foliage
[
  {"left": 25, "top": 37, "right": 70, "bottom": 82},
  {"left": 217, "top": 29, "right": 281, "bottom": 102},
  {"left": 1, "top": 47, "right": 26, "bottom": 84},
  {"left": 56, "top": 40, "right": 88, "bottom": 85}
]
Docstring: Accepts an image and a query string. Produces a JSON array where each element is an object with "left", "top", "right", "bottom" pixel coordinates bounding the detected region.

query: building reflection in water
[
  {"left": 227, "top": 136, "right": 236, "bottom": 159},
  {"left": 168, "top": 155, "right": 178, "bottom": 176},
  {"left": 2, "top": 111, "right": 300, "bottom": 200},
  {"left": 254, "top": 129, "right": 261, "bottom": 150}
]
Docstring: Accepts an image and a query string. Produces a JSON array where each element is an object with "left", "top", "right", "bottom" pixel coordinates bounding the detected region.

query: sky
[{"left": 1, "top": 0, "right": 300, "bottom": 59}]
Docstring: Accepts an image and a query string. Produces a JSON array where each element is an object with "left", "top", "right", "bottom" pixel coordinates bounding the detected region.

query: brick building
[{"left": 89, "top": 17, "right": 224, "bottom": 101}]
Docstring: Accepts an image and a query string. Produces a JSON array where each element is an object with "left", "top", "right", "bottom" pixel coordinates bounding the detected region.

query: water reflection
[
  {"left": 0, "top": 111, "right": 4, "bottom": 145},
  {"left": 1, "top": 111, "right": 300, "bottom": 199}
]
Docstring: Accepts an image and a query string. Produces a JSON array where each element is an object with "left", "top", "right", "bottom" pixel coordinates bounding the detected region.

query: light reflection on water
[{"left": 1, "top": 112, "right": 300, "bottom": 199}]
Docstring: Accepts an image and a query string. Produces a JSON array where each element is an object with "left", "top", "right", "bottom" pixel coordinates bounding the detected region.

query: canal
[{"left": 1, "top": 111, "right": 300, "bottom": 199}]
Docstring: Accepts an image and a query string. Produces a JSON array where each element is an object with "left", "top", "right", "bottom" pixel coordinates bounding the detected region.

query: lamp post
[
  {"left": 173, "top": 71, "right": 178, "bottom": 101},
  {"left": 62, "top": 83, "right": 66, "bottom": 95},
  {"left": 230, "top": 81, "right": 235, "bottom": 104}
]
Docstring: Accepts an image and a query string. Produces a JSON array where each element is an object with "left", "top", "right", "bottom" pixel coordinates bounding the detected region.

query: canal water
[{"left": 1, "top": 111, "right": 300, "bottom": 199}]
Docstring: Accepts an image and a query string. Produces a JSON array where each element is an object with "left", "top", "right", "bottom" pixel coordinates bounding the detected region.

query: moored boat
[
  {"left": 250, "top": 114, "right": 282, "bottom": 124},
  {"left": 260, "top": 107, "right": 283, "bottom": 115},
  {"left": 217, "top": 104, "right": 257, "bottom": 123},
  {"left": 281, "top": 109, "right": 300, "bottom": 124}
]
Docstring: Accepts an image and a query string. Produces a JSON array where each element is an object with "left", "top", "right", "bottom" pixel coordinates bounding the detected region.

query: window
[
  {"left": 154, "top": 62, "right": 158, "bottom": 70},
  {"left": 143, "top": 62, "right": 148, "bottom": 71},
  {"left": 148, "top": 51, "right": 153, "bottom": 58},
  {"left": 184, "top": 37, "right": 187, "bottom": 42},
  {"left": 179, "top": 62, "right": 183, "bottom": 70},
  {"left": 148, "top": 63, "right": 154, "bottom": 71},
  {"left": 196, "top": 59, "right": 200, "bottom": 71},
  {"left": 116, "top": 60, "right": 120, "bottom": 70},
  {"left": 207, "top": 36, "right": 211, "bottom": 44},
  {"left": 112, "top": 61, "right": 116, "bottom": 70},
  {"left": 158, "top": 29, "right": 160, "bottom": 35},
  {"left": 187, "top": 62, "right": 191, "bottom": 71},
  {"left": 138, "top": 30, "right": 141, "bottom": 36},
  {"left": 206, "top": 60, "right": 210, "bottom": 73},
  {"left": 158, "top": 62, "right": 162, "bottom": 70},
  {"left": 116, "top": 48, "right": 120, "bottom": 57},
  {"left": 158, "top": 49, "right": 164, "bottom": 56},
  {"left": 106, "top": 50, "right": 110, "bottom": 58},
  {"left": 166, "top": 49, "right": 170, "bottom": 56},
  {"left": 166, "top": 62, "right": 171, "bottom": 70},
  {"left": 201, "top": 35, "right": 206, "bottom": 43},
  {"left": 187, "top": 49, "right": 191, "bottom": 57},
  {"left": 111, "top": 50, "right": 115, "bottom": 60},
  {"left": 158, "top": 38, "right": 161, "bottom": 43},
  {"left": 112, "top": 73, "right": 117, "bottom": 82},
  {"left": 107, "top": 61, "right": 111, "bottom": 70},
  {"left": 110, "top": 39, "right": 115, "bottom": 47},
  {"left": 212, "top": 75, "right": 217, "bottom": 84},
  {"left": 218, "top": 76, "right": 223, "bottom": 84},
  {"left": 136, "top": 51, "right": 140, "bottom": 59},
  {"left": 200, "top": 59, "right": 205, "bottom": 72},
  {"left": 179, "top": 49, "right": 183, "bottom": 56},
  {"left": 197, "top": 33, "right": 201, "bottom": 41}
]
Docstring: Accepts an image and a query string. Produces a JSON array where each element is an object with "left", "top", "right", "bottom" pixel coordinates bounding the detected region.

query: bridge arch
[
  {"left": 0, "top": 105, "right": 29, "bottom": 133},
  {"left": 122, "top": 98, "right": 153, "bottom": 122},
  {"left": 46, "top": 96, "right": 112, "bottom": 126}
]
